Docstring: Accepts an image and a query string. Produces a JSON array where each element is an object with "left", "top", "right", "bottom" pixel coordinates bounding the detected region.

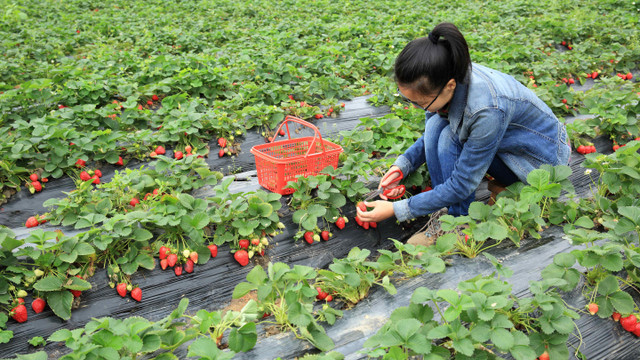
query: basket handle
[{"left": 274, "top": 115, "right": 327, "bottom": 157}]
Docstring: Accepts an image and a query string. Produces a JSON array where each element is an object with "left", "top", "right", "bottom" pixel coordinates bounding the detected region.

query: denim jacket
[{"left": 392, "top": 63, "right": 571, "bottom": 222}]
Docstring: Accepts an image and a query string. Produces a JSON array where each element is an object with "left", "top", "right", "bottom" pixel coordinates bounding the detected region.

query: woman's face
[{"left": 397, "top": 79, "right": 456, "bottom": 112}]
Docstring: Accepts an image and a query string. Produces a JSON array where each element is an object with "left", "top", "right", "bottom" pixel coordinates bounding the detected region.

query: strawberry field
[{"left": 1, "top": 0, "right": 640, "bottom": 359}]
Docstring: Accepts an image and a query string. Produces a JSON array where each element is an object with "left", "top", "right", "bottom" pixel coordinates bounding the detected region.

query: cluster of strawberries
[
  {"left": 10, "top": 296, "right": 46, "bottom": 323},
  {"left": 28, "top": 173, "right": 47, "bottom": 193}
]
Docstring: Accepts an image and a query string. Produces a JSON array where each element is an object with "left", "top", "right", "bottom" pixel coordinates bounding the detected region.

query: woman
[{"left": 356, "top": 22, "right": 571, "bottom": 240}]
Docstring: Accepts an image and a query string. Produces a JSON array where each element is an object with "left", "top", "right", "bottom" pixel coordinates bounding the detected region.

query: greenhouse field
[{"left": 1, "top": 0, "right": 640, "bottom": 359}]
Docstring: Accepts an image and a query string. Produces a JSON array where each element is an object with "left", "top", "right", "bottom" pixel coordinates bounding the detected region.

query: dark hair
[{"left": 394, "top": 22, "right": 471, "bottom": 95}]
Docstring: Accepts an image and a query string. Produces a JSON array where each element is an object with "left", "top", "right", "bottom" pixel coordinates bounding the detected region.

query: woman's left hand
[{"left": 356, "top": 201, "right": 395, "bottom": 222}]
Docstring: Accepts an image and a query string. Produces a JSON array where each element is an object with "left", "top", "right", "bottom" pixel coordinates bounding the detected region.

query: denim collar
[{"left": 445, "top": 67, "right": 472, "bottom": 133}]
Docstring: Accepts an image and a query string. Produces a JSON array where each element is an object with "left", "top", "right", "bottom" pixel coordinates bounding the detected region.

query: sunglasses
[{"left": 397, "top": 85, "right": 445, "bottom": 111}]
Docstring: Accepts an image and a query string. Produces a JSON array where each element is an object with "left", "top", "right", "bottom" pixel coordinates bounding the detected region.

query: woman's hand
[
  {"left": 356, "top": 200, "right": 395, "bottom": 222},
  {"left": 379, "top": 166, "right": 403, "bottom": 200}
]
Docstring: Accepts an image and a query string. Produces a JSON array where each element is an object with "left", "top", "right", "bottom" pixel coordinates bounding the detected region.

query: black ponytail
[{"left": 394, "top": 22, "right": 471, "bottom": 95}]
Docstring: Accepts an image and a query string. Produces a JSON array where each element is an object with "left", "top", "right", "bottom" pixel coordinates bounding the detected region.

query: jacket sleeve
[{"left": 393, "top": 108, "right": 506, "bottom": 222}]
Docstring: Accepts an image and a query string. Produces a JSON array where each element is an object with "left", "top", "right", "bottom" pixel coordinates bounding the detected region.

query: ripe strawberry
[
  {"left": 325, "top": 295, "right": 333, "bottom": 302},
  {"left": 147, "top": 100, "right": 153, "bottom": 106},
  {"left": 75, "top": 159, "right": 86, "bottom": 168},
  {"left": 155, "top": 146, "right": 165, "bottom": 155},
  {"left": 152, "top": 188, "right": 159, "bottom": 196},
  {"left": 16, "top": 298, "right": 25, "bottom": 304},
  {"left": 208, "top": 244, "right": 218, "bottom": 257},
  {"left": 80, "top": 171, "right": 91, "bottom": 181},
  {"left": 30, "top": 173, "right": 38, "bottom": 182},
  {"left": 174, "top": 151, "right": 183, "bottom": 160},
  {"left": 70, "top": 289, "right": 82, "bottom": 298},
  {"left": 160, "top": 259, "right": 168, "bottom": 270},
  {"left": 150, "top": 151, "right": 158, "bottom": 158},
  {"left": 613, "top": 145, "right": 620, "bottom": 151},
  {"left": 189, "top": 251, "right": 198, "bottom": 264},
  {"left": 568, "top": 78, "right": 575, "bottom": 84},
  {"left": 218, "top": 149, "right": 225, "bottom": 157},
  {"left": 91, "top": 175, "right": 100, "bottom": 184},
  {"left": 613, "top": 312, "right": 622, "bottom": 322},
  {"left": 137, "top": 104, "right": 143, "bottom": 110},
  {"left": 31, "top": 181, "right": 42, "bottom": 192},
  {"left": 577, "top": 145, "right": 585, "bottom": 154},
  {"left": 363, "top": 221, "right": 370, "bottom": 230},
  {"left": 288, "top": 94, "right": 294, "bottom": 100},
  {"left": 239, "top": 239, "right": 250, "bottom": 249},
  {"left": 561, "top": 99, "right": 567, "bottom": 104},
  {"left": 621, "top": 315, "right": 637, "bottom": 332},
  {"left": 304, "top": 231, "right": 314, "bottom": 244},
  {"left": 588, "top": 303, "right": 599, "bottom": 315},
  {"left": 115, "top": 156, "right": 123, "bottom": 166},
  {"left": 41, "top": 177, "right": 48, "bottom": 183},
  {"left": 538, "top": 351, "right": 550, "bottom": 360},
  {"left": 11, "top": 304, "right": 27, "bottom": 323},
  {"left": 341, "top": 103, "right": 345, "bottom": 107},
  {"left": 25, "top": 216, "right": 39, "bottom": 228},
  {"left": 634, "top": 323, "right": 640, "bottom": 337},
  {"left": 94, "top": 169, "right": 102, "bottom": 178},
  {"left": 335, "top": 217, "right": 346, "bottom": 230},
  {"left": 159, "top": 246, "right": 169, "bottom": 260},
  {"left": 251, "top": 238, "right": 260, "bottom": 246},
  {"left": 234, "top": 250, "right": 249, "bottom": 266},
  {"left": 167, "top": 253, "right": 178, "bottom": 267},
  {"left": 369, "top": 222, "right": 377, "bottom": 229},
  {"left": 174, "top": 265, "right": 183, "bottom": 276},
  {"left": 316, "top": 287, "right": 327, "bottom": 300},
  {"left": 185, "top": 145, "right": 192, "bottom": 154},
  {"left": 117, "top": 283, "right": 127, "bottom": 297},
  {"left": 321, "top": 231, "right": 330, "bottom": 241},
  {"left": 31, "top": 298, "right": 46, "bottom": 314},
  {"left": 627, "top": 73, "right": 633, "bottom": 80},
  {"left": 218, "top": 138, "right": 227, "bottom": 148},
  {"left": 130, "top": 198, "right": 139, "bottom": 207},
  {"left": 152, "top": 94, "right": 159, "bottom": 101},
  {"left": 422, "top": 186, "right": 433, "bottom": 192},
  {"left": 184, "top": 259, "right": 195, "bottom": 273},
  {"left": 355, "top": 216, "right": 364, "bottom": 227},
  {"left": 315, "top": 114, "right": 323, "bottom": 119},
  {"left": 357, "top": 202, "right": 367, "bottom": 212},
  {"left": 279, "top": 129, "right": 286, "bottom": 136},
  {"left": 592, "top": 71, "right": 598, "bottom": 79},
  {"left": 131, "top": 287, "right": 142, "bottom": 302}
]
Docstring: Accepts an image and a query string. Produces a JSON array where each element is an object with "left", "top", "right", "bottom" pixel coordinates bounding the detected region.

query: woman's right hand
[{"left": 379, "top": 166, "right": 404, "bottom": 200}]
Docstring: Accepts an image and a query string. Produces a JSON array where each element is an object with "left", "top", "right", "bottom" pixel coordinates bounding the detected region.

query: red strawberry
[
  {"left": 539, "top": 351, "right": 550, "bottom": 360},
  {"left": 335, "top": 217, "right": 346, "bottom": 230},
  {"left": 341, "top": 103, "right": 345, "bottom": 107},
  {"left": 131, "top": 287, "right": 141, "bottom": 302},
  {"left": 239, "top": 239, "right": 250, "bottom": 249},
  {"left": 316, "top": 287, "right": 327, "bottom": 300},
  {"left": 153, "top": 188, "right": 159, "bottom": 196},
  {"left": 167, "top": 253, "right": 178, "bottom": 267},
  {"left": 325, "top": 295, "right": 333, "bottom": 302},
  {"left": 147, "top": 100, "right": 153, "bottom": 106},
  {"left": 218, "top": 149, "right": 225, "bottom": 158},
  {"left": 150, "top": 152, "right": 157, "bottom": 158},
  {"left": 315, "top": 114, "right": 323, "bottom": 119},
  {"left": 137, "top": 104, "right": 143, "bottom": 110},
  {"left": 189, "top": 251, "right": 198, "bottom": 264},
  {"left": 208, "top": 244, "right": 218, "bottom": 258},
  {"left": 251, "top": 238, "right": 260, "bottom": 246},
  {"left": 369, "top": 222, "right": 377, "bottom": 229},
  {"left": 174, "top": 265, "right": 183, "bottom": 276},
  {"left": 627, "top": 73, "right": 634, "bottom": 80},
  {"left": 91, "top": 175, "right": 100, "bottom": 184},
  {"left": 75, "top": 159, "right": 86, "bottom": 168},
  {"left": 160, "top": 259, "right": 168, "bottom": 270},
  {"left": 31, "top": 181, "right": 42, "bottom": 192},
  {"left": 25, "top": 216, "right": 39, "bottom": 228},
  {"left": 613, "top": 312, "right": 622, "bottom": 322},
  {"left": 279, "top": 129, "right": 286, "bottom": 136},
  {"left": 174, "top": 151, "right": 183, "bottom": 160},
  {"left": 321, "top": 231, "right": 330, "bottom": 241},
  {"left": 234, "top": 250, "right": 249, "bottom": 266},
  {"left": 30, "top": 173, "right": 38, "bottom": 182},
  {"left": 357, "top": 202, "right": 367, "bottom": 212},
  {"left": 592, "top": 71, "right": 598, "bottom": 79},
  {"left": 363, "top": 221, "right": 370, "bottom": 230},
  {"left": 155, "top": 146, "right": 165, "bottom": 155},
  {"left": 355, "top": 216, "right": 364, "bottom": 227},
  {"left": 577, "top": 145, "right": 585, "bottom": 154},
  {"left": 422, "top": 186, "right": 433, "bottom": 192},
  {"left": 16, "top": 298, "right": 25, "bottom": 304},
  {"left": 184, "top": 259, "right": 195, "bottom": 273},
  {"left": 94, "top": 169, "right": 102, "bottom": 178},
  {"left": 11, "top": 304, "right": 27, "bottom": 323},
  {"left": 588, "top": 303, "right": 599, "bottom": 315},
  {"left": 159, "top": 246, "right": 169, "bottom": 260},
  {"left": 116, "top": 156, "right": 124, "bottom": 166},
  {"left": 613, "top": 145, "right": 620, "bottom": 151},
  {"left": 152, "top": 95, "right": 159, "bottom": 101},
  {"left": 80, "top": 171, "right": 91, "bottom": 181},
  {"left": 621, "top": 315, "right": 637, "bottom": 332},
  {"left": 634, "top": 323, "right": 640, "bottom": 337},
  {"left": 218, "top": 138, "right": 227, "bottom": 148},
  {"left": 31, "top": 298, "right": 46, "bottom": 314},
  {"left": 41, "top": 177, "right": 48, "bottom": 183},
  {"left": 288, "top": 94, "right": 294, "bottom": 100},
  {"left": 70, "top": 289, "right": 82, "bottom": 298},
  {"left": 185, "top": 145, "right": 192, "bottom": 154},
  {"left": 130, "top": 198, "right": 139, "bottom": 207},
  {"left": 568, "top": 78, "right": 575, "bottom": 84},
  {"left": 304, "top": 231, "right": 314, "bottom": 244},
  {"left": 117, "top": 283, "right": 127, "bottom": 297}
]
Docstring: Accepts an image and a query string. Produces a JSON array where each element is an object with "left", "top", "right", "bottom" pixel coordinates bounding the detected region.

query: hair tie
[{"left": 428, "top": 32, "right": 439, "bottom": 44}]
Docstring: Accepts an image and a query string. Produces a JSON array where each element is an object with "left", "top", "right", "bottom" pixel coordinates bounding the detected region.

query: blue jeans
[{"left": 426, "top": 116, "right": 518, "bottom": 216}]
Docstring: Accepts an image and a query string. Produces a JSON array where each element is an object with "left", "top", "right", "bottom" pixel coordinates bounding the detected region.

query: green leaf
[
  {"left": 188, "top": 337, "right": 235, "bottom": 360},
  {"left": 0, "top": 330, "right": 14, "bottom": 344},
  {"left": 191, "top": 212, "right": 210, "bottom": 229},
  {"left": 394, "top": 319, "right": 421, "bottom": 341},
  {"left": 64, "top": 276, "right": 91, "bottom": 291},
  {"left": 435, "top": 233, "right": 456, "bottom": 253},
  {"left": 610, "top": 291, "right": 635, "bottom": 314},
  {"left": 452, "top": 337, "right": 474, "bottom": 356},
  {"left": 246, "top": 265, "right": 268, "bottom": 285},
  {"left": 228, "top": 322, "right": 257, "bottom": 353},
  {"left": 597, "top": 275, "right": 620, "bottom": 296},
  {"left": 133, "top": 228, "right": 153, "bottom": 241},
  {"left": 46, "top": 291, "right": 73, "bottom": 320},
  {"left": 33, "top": 276, "right": 63, "bottom": 292},
  {"left": 490, "top": 328, "right": 514, "bottom": 350},
  {"left": 48, "top": 329, "right": 73, "bottom": 342},
  {"left": 12, "top": 352, "right": 47, "bottom": 360},
  {"left": 427, "top": 324, "right": 450, "bottom": 340}
]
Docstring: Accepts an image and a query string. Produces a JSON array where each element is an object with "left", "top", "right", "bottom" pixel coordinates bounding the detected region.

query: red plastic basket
[{"left": 250, "top": 116, "right": 343, "bottom": 195}]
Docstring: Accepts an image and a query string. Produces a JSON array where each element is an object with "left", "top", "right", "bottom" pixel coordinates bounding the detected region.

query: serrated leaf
[
  {"left": 46, "top": 290, "right": 73, "bottom": 320},
  {"left": 491, "top": 328, "right": 514, "bottom": 350},
  {"left": 33, "top": 276, "right": 63, "bottom": 292}
]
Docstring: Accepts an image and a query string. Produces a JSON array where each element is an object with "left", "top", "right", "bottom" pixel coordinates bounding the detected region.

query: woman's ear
[{"left": 446, "top": 78, "right": 457, "bottom": 92}]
